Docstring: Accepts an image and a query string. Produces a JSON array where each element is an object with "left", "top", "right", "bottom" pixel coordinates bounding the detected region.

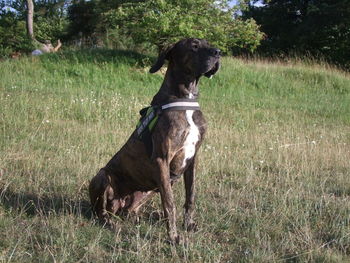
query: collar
[{"left": 160, "top": 98, "right": 200, "bottom": 111}]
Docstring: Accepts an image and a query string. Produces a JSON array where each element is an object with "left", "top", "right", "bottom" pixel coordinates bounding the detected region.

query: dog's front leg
[
  {"left": 183, "top": 158, "right": 197, "bottom": 232},
  {"left": 155, "top": 157, "right": 180, "bottom": 244}
]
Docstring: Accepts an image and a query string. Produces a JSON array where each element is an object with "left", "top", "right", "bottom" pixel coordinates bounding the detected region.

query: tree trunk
[
  {"left": 25, "top": 0, "right": 63, "bottom": 54},
  {"left": 26, "top": 0, "right": 35, "bottom": 40}
]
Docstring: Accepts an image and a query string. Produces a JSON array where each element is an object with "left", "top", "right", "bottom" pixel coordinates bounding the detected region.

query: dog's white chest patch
[{"left": 182, "top": 110, "right": 200, "bottom": 168}]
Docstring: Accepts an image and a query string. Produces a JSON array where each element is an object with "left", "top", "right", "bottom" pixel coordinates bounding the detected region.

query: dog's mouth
[{"left": 204, "top": 60, "right": 220, "bottom": 78}]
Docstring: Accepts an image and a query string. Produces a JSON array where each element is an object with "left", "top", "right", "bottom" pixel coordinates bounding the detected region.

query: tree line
[
  {"left": 0, "top": 0, "right": 349, "bottom": 69},
  {"left": 245, "top": 0, "right": 350, "bottom": 69}
]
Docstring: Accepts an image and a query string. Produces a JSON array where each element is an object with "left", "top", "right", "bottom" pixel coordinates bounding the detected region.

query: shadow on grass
[
  {"left": 40, "top": 48, "right": 155, "bottom": 68},
  {"left": 0, "top": 186, "right": 164, "bottom": 226},
  {"left": 0, "top": 188, "right": 92, "bottom": 219}
]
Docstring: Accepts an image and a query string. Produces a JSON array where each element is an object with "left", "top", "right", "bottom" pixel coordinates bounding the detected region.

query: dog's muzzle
[{"left": 209, "top": 48, "right": 221, "bottom": 57}]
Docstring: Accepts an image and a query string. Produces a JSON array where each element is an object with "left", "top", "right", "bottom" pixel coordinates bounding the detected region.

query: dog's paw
[
  {"left": 127, "top": 213, "right": 140, "bottom": 224},
  {"left": 99, "top": 218, "right": 119, "bottom": 233},
  {"left": 145, "top": 210, "right": 163, "bottom": 223},
  {"left": 184, "top": 221, "right": 198, "bottom": 232},
  {"left": 150, "top": 210, "right": 163, "bottom": 221},
  {"left": 107, "top": 222, "right": 120, "bottom": 233},
  {"left": 166, "top": 234, "right": 181, "bottom": 246}
]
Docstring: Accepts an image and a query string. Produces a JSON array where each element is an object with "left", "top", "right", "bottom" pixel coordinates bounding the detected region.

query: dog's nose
[{"left": 210, "top": 48, "right": 221, "bottom": 57}]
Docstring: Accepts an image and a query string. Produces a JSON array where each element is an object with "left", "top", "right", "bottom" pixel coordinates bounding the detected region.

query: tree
[
  {"left": 100, "top": 0, "right": 264, "bottom": 53},
  {"left": 25, "top": 0, "right": 63, "bottom": 53},
  {"left": 0, "top": 0, "right": 33, "bottom": 56},
  {"left": 67, "top": 0, "right": 99, "bottom": 39},
  {"left": 26, "top": 0, "right": 34, "bottom": 40},
  {"left": 245, "top": 0, "right": 350, "bottom": 68},
  {"left": 0, "top": 0, "right": 66, "bottom": 56}
]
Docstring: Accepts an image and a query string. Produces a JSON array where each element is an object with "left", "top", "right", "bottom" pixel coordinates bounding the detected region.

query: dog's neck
[{"left": 151, "top": 66, "right": 200, "bottom": 106}]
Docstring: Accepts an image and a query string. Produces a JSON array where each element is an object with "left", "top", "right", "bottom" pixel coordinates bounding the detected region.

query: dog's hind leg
[
  {"left": 121, "top": 191, "right": 156, "bottom": 223},
  {"left": 127, "top": 191, "right": 156, "bottom": 215},
  {"left": 89, "top": 169, "right": 120, "bottom": 229}
]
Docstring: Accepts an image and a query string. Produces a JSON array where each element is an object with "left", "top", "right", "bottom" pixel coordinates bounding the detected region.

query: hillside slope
[{"left": 1, "top": 50, "right": 349, "bottom": 262}]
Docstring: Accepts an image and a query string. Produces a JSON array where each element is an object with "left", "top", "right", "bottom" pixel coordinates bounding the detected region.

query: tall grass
[{"left": 1, "top": 50, "right": 349, "bottom": 262}]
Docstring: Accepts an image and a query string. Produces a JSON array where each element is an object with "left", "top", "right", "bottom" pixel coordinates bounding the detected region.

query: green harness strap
[
  {"left": 136, "top": 106, "right": 159, "bottom": 137},
  {"left": 135, "top": 99, "right": 200, "bottom": 156}
]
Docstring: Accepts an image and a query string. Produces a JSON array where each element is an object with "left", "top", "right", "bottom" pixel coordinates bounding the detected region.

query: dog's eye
[{"left": 192, "top": 44, "right": 199, "bottom": 52}]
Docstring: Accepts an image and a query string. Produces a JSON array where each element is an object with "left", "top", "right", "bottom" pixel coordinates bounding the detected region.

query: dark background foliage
[
  {"left": 0, "top": 0, "right": 349, "bottom": 69},
  {"left": 244, "top": 0, "right": 350, "bottom": 68}
]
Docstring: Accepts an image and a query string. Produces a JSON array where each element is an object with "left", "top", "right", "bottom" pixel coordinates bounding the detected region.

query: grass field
[{"left": 1, "top": 49, "right": 350, "bottom": 262}]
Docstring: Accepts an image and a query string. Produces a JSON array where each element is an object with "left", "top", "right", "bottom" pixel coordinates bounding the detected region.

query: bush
[
  {"left": 0, "top": 12, "right": 34, "bottom": 57},
  {"left": 34, "top": 16, "right": 69, "bottom": 43},
  {"left": 101, "top": 0, "right": 264, "bottom": 53}
]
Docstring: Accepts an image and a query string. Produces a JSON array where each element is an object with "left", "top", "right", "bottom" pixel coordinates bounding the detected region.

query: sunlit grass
[{"left": 1, "top": 50, "right": 349, "bottom": 262}]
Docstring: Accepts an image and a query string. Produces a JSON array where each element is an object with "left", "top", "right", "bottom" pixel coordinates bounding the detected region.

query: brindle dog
[{"left": 89, "top": 38, "right": 220, "bottom": 244}]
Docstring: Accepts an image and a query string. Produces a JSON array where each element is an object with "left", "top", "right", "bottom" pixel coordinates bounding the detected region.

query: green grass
[{"left": 1, "top": 50, "right": 350, "bottom": 262}]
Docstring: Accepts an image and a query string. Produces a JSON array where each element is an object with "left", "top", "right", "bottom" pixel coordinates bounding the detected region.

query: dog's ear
[
  {"left": 204, "top": 61, "right": 220, "bottom": 78},
  {"left": 149, "top": 44, "right": 174, "bottom": 73}
]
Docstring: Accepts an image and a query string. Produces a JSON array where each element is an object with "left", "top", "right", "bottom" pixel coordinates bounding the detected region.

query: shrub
[
  {"left": 101, "top": 0, "right": 264, "bottom": 53},
  {"left": 0, "top": 12, "right": 34, "bottom": 57}
]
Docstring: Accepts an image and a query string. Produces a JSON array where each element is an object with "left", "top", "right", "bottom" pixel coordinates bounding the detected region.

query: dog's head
[{"left": 150, "top": 38, "right": 221, "bottom": 79}]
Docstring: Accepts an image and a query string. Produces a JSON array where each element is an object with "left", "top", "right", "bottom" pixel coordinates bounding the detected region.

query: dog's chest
[{"left": 181, "top": 110, "right": 200, "bottom": 168}]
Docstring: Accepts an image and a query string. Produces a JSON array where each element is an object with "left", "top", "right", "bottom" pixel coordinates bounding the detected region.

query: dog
[{"left": 89, "top": 38, "right": 220, "bottom": 244}]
